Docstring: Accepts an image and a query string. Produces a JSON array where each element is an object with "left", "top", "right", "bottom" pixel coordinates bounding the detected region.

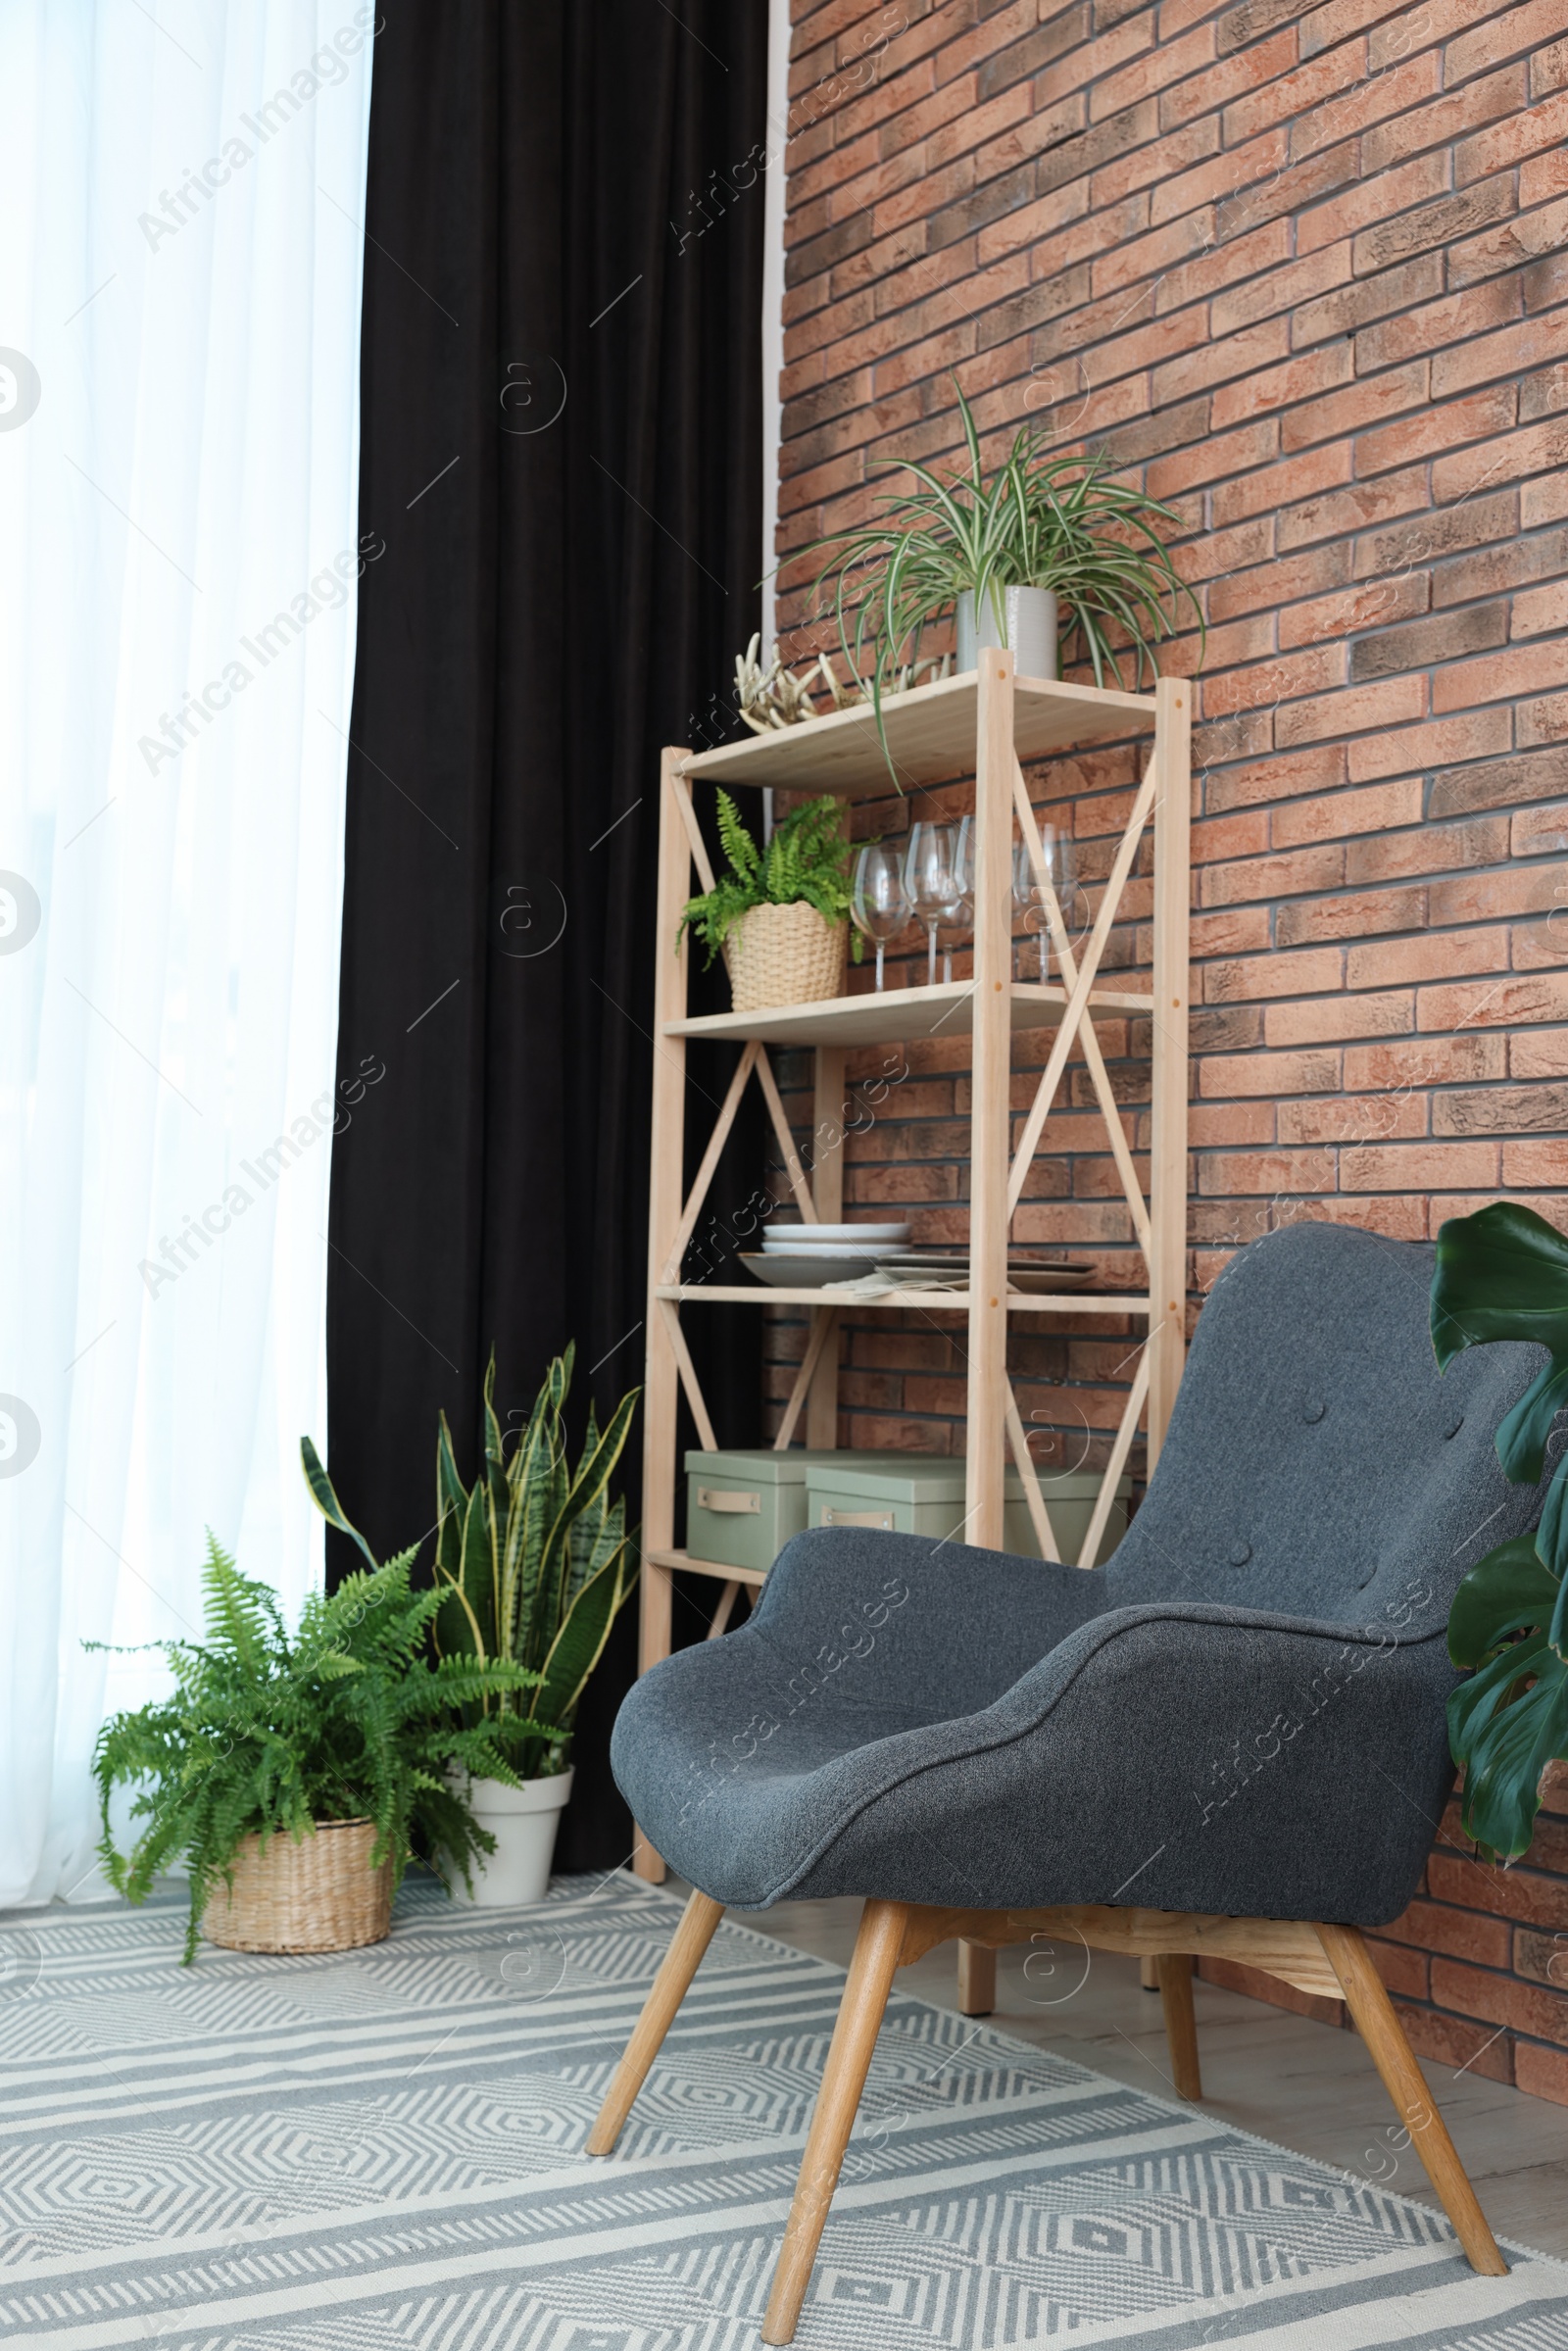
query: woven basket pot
[
  {"left": 725, "top": 901, "right": 847, "bottom": 1014},
  {"left": 200, "top": 1818, "right": 393, "bottom": 1955}
]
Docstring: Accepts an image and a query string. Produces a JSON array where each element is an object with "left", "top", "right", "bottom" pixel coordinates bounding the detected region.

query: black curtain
[{"left": 326, "top": 0, "right": 768, "bottom": 1867}]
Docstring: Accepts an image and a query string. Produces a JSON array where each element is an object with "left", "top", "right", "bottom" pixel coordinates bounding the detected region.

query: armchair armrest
[{"left": 750, "top": 1526, "right": 1105, "bottom": 1724}]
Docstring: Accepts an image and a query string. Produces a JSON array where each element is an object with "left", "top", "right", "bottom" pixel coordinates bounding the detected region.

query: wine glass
[
  {"left": 1012, "top": 824, "right": 1077, "bottom": 981},
  {"left": 904, "top": 820, "right": 962, "bottom": 988},
  {"left": 851, "top": 843, "right": 912, "bottom": 991},
  {"left": 937, "top": 813, "right": 975, "bottom": 984}
]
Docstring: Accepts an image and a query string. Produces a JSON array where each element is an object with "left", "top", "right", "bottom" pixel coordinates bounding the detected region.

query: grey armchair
[{"left": 589, "top": 1221, "right": 1546, "bottom": 2341}]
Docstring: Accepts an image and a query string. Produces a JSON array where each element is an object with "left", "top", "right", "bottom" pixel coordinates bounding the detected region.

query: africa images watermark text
[{"left": 136, "top": 533, "right": 384, "bottom": 776}]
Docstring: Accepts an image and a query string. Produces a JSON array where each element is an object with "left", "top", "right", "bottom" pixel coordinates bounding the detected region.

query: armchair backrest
[{"left": 1102, "top": 1221, "right": 1546, "bottom": 1635}]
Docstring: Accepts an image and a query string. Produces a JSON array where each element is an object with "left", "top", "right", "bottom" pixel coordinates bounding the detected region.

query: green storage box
[
  {"left": 687, "top": 1447, "right": 1132, "bottom": 1574},
  {"left": 684, "top": 1448, "right": 904, "bottom": 1576},
  {"left": 805, "top": 1458, "right": 1131, "bottom": 1567}
]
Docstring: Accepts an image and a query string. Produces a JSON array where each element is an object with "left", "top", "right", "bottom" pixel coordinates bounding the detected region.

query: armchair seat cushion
[{"left": 612, "top": 1224, "right": 1548, "bottom": 1927}]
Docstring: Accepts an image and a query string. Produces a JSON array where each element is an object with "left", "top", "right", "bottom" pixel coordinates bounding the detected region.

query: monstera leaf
[{"left": 1431, "top": 1204, "right": 1568, "bottom": 1856}]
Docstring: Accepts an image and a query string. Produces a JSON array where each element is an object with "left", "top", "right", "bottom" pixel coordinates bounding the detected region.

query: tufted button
[
  {"left": 1302, "top": 1396, "right": 1326, "bottom": 1423},
  {"left": 1444, "top": 1413, "right": 1464, "bottom": 1439},
  {"left": 1356, "top": 1561, "right": 1376, "bottom": 1589},
  {"left": 1228, "top": 1540, "right": 1252, "bottom": 1567}
]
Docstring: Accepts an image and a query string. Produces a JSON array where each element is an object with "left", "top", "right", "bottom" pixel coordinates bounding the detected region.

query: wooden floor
[{"left": 677, "top": 1881, "right": 1568, "bottom": 2261}]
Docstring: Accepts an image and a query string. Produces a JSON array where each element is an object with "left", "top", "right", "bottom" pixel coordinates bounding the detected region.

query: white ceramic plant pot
[
  {"left": 956, "top": 584, "right": 1058, "bottom": 680},
  {"left": 449, "top": 1769, "right": 573, "bottom": 1908}
]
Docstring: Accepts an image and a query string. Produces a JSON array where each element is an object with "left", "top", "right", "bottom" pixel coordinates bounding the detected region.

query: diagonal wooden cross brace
[{"left": 1006, "top": 750, "right": 1158, "bottom": 1221}]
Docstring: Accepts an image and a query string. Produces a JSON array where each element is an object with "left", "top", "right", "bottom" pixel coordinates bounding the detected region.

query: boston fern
[
  {"left": 678, "top": 790, "right": 860, "bottom": 968},
  {"left": 1431, "top": 1201, "right": 1568, "bottom": 1858},
  {"left": 92, "top": 1539, "right": 548, "bottom": 1960}
]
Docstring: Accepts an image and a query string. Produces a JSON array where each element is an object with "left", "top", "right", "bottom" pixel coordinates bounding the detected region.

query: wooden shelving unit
[{"left": 634, "top": 649, "right": 1191, "bottom": 1881}]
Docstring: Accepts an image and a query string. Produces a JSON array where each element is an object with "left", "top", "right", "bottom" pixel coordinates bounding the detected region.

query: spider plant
[
  {"left": 792, "top": 380, "right": 1201, "bottom": 777},
  {"left": 1430, "top": 1201, "right": 1568, "bottom": 1859}
]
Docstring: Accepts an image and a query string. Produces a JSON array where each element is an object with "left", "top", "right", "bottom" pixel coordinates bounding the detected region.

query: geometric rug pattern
[{"left": 0, "top": 1871, "right": 1564, "bottom": 2348}]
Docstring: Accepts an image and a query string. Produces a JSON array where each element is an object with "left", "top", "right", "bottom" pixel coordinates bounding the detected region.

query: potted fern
[
  {"left": 306, "top": 1344, "right": 639, "bottom": 1907},
  {"left": 91, "top": 1540, "right": 546, "bottom": 1961},
  {"left": 678, "top": 790, "right": 860, "bottom": 1012}
]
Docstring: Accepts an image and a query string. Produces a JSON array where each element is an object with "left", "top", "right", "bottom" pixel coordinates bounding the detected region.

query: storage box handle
[
  {"left": 696, "top": 1486, "right": 760, "bottom": 1514},
  {"left": 819, "top": 1506, "right": 895, "bottom": 1530}
]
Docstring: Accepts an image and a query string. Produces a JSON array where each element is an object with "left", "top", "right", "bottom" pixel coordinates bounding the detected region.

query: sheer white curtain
[{"left": 0, "top": 3, "right": 375, "bottom": 1904}]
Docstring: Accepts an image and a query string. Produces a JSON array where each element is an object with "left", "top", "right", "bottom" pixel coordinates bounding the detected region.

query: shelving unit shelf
[{"left": 634, "top": 652, "right": 1191, "bottom": 1883}]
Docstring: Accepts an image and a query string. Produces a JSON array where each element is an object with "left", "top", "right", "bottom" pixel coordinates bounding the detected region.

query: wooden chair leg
[
  {"left": 586, "top": 1889, "right": 724, "bottom": 2156},
  {"left": 956, "top": 1936, "right": 996, "bottom": 2016},
  {"left": 1317, "top": 1922, "right": 1506, "bottom": 2277},
  {"left": 1157, "top": 1952, "right": 1201, "bottom": 2100},
  {"left": 762, "top": 1897, "right": 908, "bottom": 2346}
]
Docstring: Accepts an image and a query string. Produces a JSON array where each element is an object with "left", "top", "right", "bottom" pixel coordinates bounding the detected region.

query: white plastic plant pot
[
  {"left": 449, "top": 1768, "right": 573, "bottom": 1908},
  {"left": 956, "top": 584, "right": 1058, "bottom": 680}
]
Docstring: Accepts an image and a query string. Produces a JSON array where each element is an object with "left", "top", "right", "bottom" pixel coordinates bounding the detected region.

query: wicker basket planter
[
  {"left": 200, "top": 1818, "right": 393, "bottom": 1954},
  {"left": 724, "top": 901, "right": 847, "bottom": 1013}
]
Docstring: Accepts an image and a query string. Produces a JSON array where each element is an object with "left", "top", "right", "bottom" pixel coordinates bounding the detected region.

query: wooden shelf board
[
  {"left": 677, "top": 670, "right": 1155, "bottom": 799},
  {"left": 646, "top": 1548, "right": 766, "bottom": 1587},
  {"left": 664, "top": 978, "right": 1153, "bottom": 1050},
  {"left": 655, "top": 1284, "right": 1152, "bottom": 1315}
]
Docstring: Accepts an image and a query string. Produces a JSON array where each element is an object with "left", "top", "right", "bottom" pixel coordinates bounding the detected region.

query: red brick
[
  {"left": 1450, "top": 193, "right": 1568, "bottom": 296},
  {"left": 1515, "top": 2040, "right": 1568, "bottom": 2105},
  {"left": 1355, "top": 385, "right": 1518, "bottom": 479},
  {"left": 1355, "top": 277, "right": 1522, "bottom": 376},
  {"left": 1418, "top": 974, "right": 1568, "bottom": 1029},
  {"left": 1278, "top": 681, "right": 1439, "bottom": 752},
  {"left": 1428, "top": 1851, "right": 1568, "bottom": 1930},
  {"left": 1223, "top": 38, "right": 1376, "bottom": 151},
  {"left": 1446, "top": 0, "right": 1568, "bottom": 88},
  {"left": 1298, "top": 152, "right": 1450, "bottom": 260},
  {"left": 1281, "top": 572, "right": 1430, "bottom": 653},
  {"left": 1199, "top": 1047, "right": 1343, "bottom": 1097},
  {"left": 1431, "top": 1956, "right": 1568, "bottom": 2046},
  {"left": 1434, "top": 639, "right": 1568, "bottom": 713},
  {"left": 1346, "top": 710, "right": 1513, "bottom": 783},
  {"left": 1396, "top": 2004, "right": 1513, "bottom": 2082},
  {"left": 1264, "top": 990, "right": 1414, "bottom": 1044},
  {"left": 1346, "top": 931, "right": 1505, "bottom": 987},
  {"left": 1210, "top": 344, "right": 1354, "bottom": 432},
  {"left": 1340, "top": 1139, "right": 1499, "bottom": 1189},
  {"left": 1512, "top": 1024, "right": 1568, "bottom": 1075},
  {"left": 1197, "top": 1148, "right": 1338, "bottom": 1194},
  {"left": 1363, "top": 1935, "right": 1431, "bottom": 1998},
  {"left": 1279, "top": 1091, "right": 1426, "bottom": 1143},
  {"left": 1277, "top": 884, "right": 1428, "bottom": 944},
  {"left": 1272, "top": 776, "right": 1424, "bottom": 843},
  {"left": 1344, "top": 1033, "right": 1506, "bottom": 1089},
  {"left": 1278, "top": 464, "right": 1429, "bottom": 554},
  {"left": 1203, "top": 945, "right": 1345, "bottom": 1001}
]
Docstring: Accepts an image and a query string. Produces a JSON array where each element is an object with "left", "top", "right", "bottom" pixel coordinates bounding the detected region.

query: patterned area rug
[{"left": 0, "top": 1871, "right": 1564, "bottom": 2348}]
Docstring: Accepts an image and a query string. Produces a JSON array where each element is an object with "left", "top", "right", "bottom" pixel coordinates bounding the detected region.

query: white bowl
[{"left": 741, "top": 1251, "right": 882, "bottom": 1288}]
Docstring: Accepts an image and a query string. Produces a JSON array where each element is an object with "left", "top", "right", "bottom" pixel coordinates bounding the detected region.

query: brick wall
[{"left": 759, "top": 0, "right": 1568, "bottom": 2096}]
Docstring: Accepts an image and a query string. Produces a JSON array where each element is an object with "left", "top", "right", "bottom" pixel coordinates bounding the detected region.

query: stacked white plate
[
  {"left": 873, "top": 1252, "right": 1092, "bottom": 1293},
  {"left": 743, "top": 1220, "right": 910, "bottom": 1288}
]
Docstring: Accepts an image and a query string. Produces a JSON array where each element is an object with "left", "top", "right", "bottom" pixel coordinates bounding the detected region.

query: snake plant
[
  {"left": 305, "top": 1346, "right": 639, "bottom": 1780},
  {"left": 1431, "top": 1201, "right": 1568, "bottom": 1858}
]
